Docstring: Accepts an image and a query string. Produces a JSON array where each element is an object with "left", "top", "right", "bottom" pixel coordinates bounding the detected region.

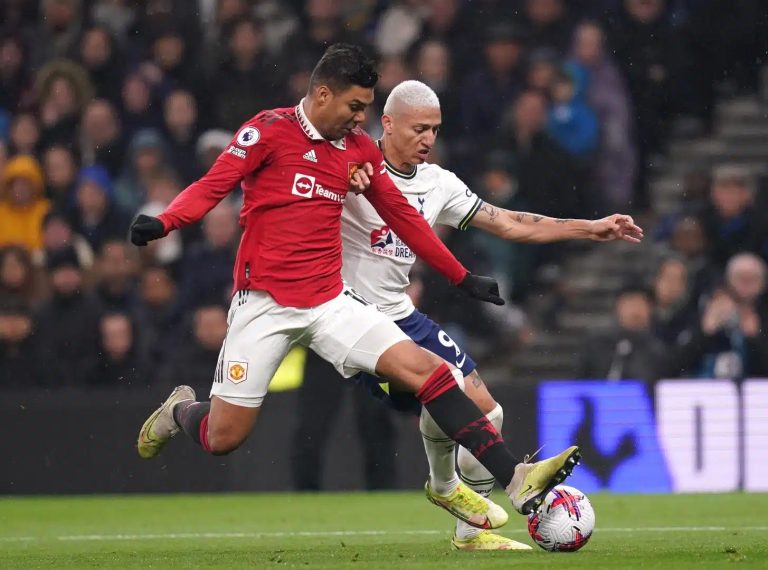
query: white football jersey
[{"left": 341, "top": 157, "right": 482, "bottom": 320}]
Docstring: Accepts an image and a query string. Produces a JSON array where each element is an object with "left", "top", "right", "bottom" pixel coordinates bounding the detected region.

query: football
[{"left": 527, "top": 485, "right": 595, "bottom": 552}]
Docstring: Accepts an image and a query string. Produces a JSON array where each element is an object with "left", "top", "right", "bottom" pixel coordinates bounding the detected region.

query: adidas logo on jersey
[{"left": 303, "top": 149, "right": 318, "bottom": 163}]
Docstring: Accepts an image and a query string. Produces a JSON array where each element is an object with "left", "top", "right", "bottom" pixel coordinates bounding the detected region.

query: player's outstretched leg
[
  {"left": 420, "top": 407, "right": 508, "bottom": 530},
  {"left": 137, "top": 385, "right": 197, "bottom": 459},
  {"left": 507, "top": 446, "right": 581, "bottom": 515},
  {"left": 451, "top": 400, "right": 528, "bottom": 549},
  {"left": 377, "top": 342, "right": 579, "bottom": 515}
]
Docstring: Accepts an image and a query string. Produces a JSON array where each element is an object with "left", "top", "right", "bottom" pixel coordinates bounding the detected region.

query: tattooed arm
[{"left": 469, "top": 203, "right": 644, "bottom": 244}]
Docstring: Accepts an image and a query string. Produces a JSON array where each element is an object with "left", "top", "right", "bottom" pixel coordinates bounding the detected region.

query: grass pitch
[{"left": 1, "top": 492, "right": 766, "bottom": 569}]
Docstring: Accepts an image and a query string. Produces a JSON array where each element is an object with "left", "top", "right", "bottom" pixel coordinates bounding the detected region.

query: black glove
[
  {"left": 457, "top": 272, "right": 505, "bottom": 306},
  {"left": 130, "top": 214, "right": 165, "bottom": 246}
]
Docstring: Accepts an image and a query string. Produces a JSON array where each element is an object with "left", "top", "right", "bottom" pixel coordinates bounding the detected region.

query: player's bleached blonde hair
[{"left": 383, "top": 80, "right": 440, "bottom": 116}]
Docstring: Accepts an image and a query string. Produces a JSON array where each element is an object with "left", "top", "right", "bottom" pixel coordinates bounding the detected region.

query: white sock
[
  {"left": 455, "top": 404, "right": 503, "bottom": 539},
  {"left": 420, "top": 407, "right": 459, "bottom": 495}
]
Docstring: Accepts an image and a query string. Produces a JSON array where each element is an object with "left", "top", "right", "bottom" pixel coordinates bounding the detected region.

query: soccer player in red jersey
[{"left": 132, "top": 44, "right": 579, "bottom": 517}]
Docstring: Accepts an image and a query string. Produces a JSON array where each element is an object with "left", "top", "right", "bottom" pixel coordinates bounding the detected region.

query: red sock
[
  {"left": 416, "top": 363, "right": 518, "bottom": 488},
  {"left": 199, "top": 413, "right": 212, "bottom": 454}
]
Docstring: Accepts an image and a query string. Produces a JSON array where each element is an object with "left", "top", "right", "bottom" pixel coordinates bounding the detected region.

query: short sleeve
[
  {"left": 216, "top": 114, "right": 274, "bottom": 177},
  {"left": 435, "top": 169, "right": 483, "bottom": 230}
]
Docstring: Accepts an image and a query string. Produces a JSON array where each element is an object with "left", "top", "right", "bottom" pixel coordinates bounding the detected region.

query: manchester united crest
[{"left": 227, "top": 361, "right": 248, "bottom": 384}]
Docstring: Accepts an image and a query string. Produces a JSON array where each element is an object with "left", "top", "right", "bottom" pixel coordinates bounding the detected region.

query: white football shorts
[{"left": 209, "top": 288, "right": 409, "bottom": 407}]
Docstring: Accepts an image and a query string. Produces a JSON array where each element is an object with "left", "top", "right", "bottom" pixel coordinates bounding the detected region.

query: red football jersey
[{"left": 158, "top": 101, "right": 467, "bottom": 308}]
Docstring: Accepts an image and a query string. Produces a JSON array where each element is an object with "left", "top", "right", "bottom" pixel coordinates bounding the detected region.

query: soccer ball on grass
[{"left": 526, "top": 485, "right": 595, "bottom": 552}]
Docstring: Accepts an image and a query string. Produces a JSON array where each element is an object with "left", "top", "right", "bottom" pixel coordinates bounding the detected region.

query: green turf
[{"left": 1, "top": 492, "right": 766, "bottom": 569}]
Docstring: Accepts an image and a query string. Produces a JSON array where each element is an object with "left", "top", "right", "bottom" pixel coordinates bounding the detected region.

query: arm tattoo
[
  {"left": 554, "top": 218, "right": 573, "bottom": 224},
  {"left": 471, "top": 375, "right": 483, "bottom": 388},
  {"left": 514, "top": 212, "right": 547, "bottom": 224},
  {"left": 480, "top": 204, "right": 499, "bottom": 223}
]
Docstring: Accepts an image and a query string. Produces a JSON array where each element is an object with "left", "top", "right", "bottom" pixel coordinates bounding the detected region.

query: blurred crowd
[
  {"left": 578, "top": 164, "right": 768, "bottom": 382},
  {"left": 1, "top": 0, "right": 768, "bottom": 389}
]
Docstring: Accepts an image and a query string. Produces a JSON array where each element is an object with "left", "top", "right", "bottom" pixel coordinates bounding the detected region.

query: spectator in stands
[
  {"left": 162, "top": 89, "right": 200, "bottom": 184},
  {"left": 0, "top": 297, "right": 41, "bottom": 388},
  {"left": 146, "top": 25, "right": 202, "bottom": 98},
  {"left": 285, "top": 0, "right": 365, "bottom": 63},
  {"left": 116, "top": 129, "right": 170, "bottom": 212},
  {"left": 497, "top": 89, "right": 585, "bottom": 220},
  {"left": 90, "top": 0, "right": 137, "bottom": 44},
  {"left": 569, "top": 20, "right": 636, "bottom": 212},
  {"left": 252, "top": 0, "right": 299, "bottom": 55},
  {"left": 119, "top": 70, "right": 162, "bottom": 139},
  {"left": 88, "top": 311, "right": 148, "bottom": 387},
  {"left": 579, "top": 285, "right": 667, "bottom": 382},
  {"left": 133, "top": 171, "right": 183, "bottom": 267},
  {"left": 195, "top": 129, "right": 232, "bottom": 174},
  {"left": 419, "top": 0, "right": 472, "bottom": 75},
  {"left": 0, "top": 34, "right": 31, "bottom": 113},
  {"left": 0, "top": 245, "right": 39, "bottom": 305},
  {"left": 700, "top": 165, "right": 766, "bottom": 268},
  {"left": 35, "top": 59, "right": 93, "bottom": 146},
  {"left": 546, "top": 64, "right": 598, "bottom": 158},
  {"left": 652, "top": 257, "right": 697, "bottom": 345},
  {"left": 28, "top": 0, "right": 83, "bottom": 70},
  {"left": 79, "top": 99, "right": 125, "bottom": 178},
  {"left": 135, "top": 264, "right": 180, "bottom": 370},
  {"left": 676, "top": 253, "right": 768, "bottom": 379},
  {"left": 525, "top": 47, "right": 559, "bottom": 95},
  {"left": 178, "top": 199, "right": 238, "bottom": 309},
  {"left": 469, "top": 151, "right": 534, "bottom": 300},
  {"left": 411, "top": 39, "right": 462, "bottom": 145},
  {"left": 35, "top": 246, "right": 101, "bottom": 386},
  {"left": 212, "top": 17, "right": 278, "bottom": 131},
  {"left": 282, "top": 52, "right": 316, "bottom": 104},
  {"left": 607, "top": 0, "right": 681, "bottom": 208},
  {"left": 375, "top": 54, "right": 412, "bottom": 103},
  {"left": 0, "top": 155, "right": 49, "bottom": 253},
  {"left": 374, "top": 0, "right": 423, "bottom": 57},
  {"left": 681, "top": 1, "right": 768, "bottom": 129},
  {"left": 159, "top": 303, "right": 228, "bottom": 393},
  {"left": 40, "top": 210, "right": 94, "bottom": 271},
  {"left": 41, "top": 144, "right": 79, "bottom": 211},
  {"left": 366, "top": 54, "right": 411, "bottom": 136},
  {"left": 8, "top": 112, "right": 40, "bottom": 156},
  {"left": 78, "top": 25, "right": 123, "bottom": 102},
  {"left": 94, "top": 239, "right": 139, "bottom": 312},
  {"left": 0, "top": 1, "right": 38, "bottom": 33},
  {"left": 461, "top": 22, "right": 524, "bottom": 143},
  {"left": 669, "top": 215, "right": 718, "bottom": 303},
  {"left": 200, "top": 0, "right": 251, "bottom": 68},
  {"left": 70, "top": 164, "right": 129, "bottom": 252},
  {"left": 522, "top": 0, "right": 575, "bottom": 54}
]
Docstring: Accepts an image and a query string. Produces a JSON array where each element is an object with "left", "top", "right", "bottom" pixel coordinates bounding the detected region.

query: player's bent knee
[
  {"left": 206, "top": 429, "right": 248, "bottom": 455},
  {"left": 207, "top": 395, "right": 261, "bottom": 454}
]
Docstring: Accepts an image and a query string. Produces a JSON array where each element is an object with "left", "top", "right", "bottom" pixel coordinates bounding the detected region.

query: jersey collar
[
  {"left": 376, "top": 139, "right": 417, "bottom": 179},
  {"left": 296, "top": 98, "right": 346, "bottom": 150}
]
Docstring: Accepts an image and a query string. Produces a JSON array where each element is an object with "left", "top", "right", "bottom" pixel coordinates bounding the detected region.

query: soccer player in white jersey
[{"left": 342, "top": 80, "right": 643, "bottom": 551}]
